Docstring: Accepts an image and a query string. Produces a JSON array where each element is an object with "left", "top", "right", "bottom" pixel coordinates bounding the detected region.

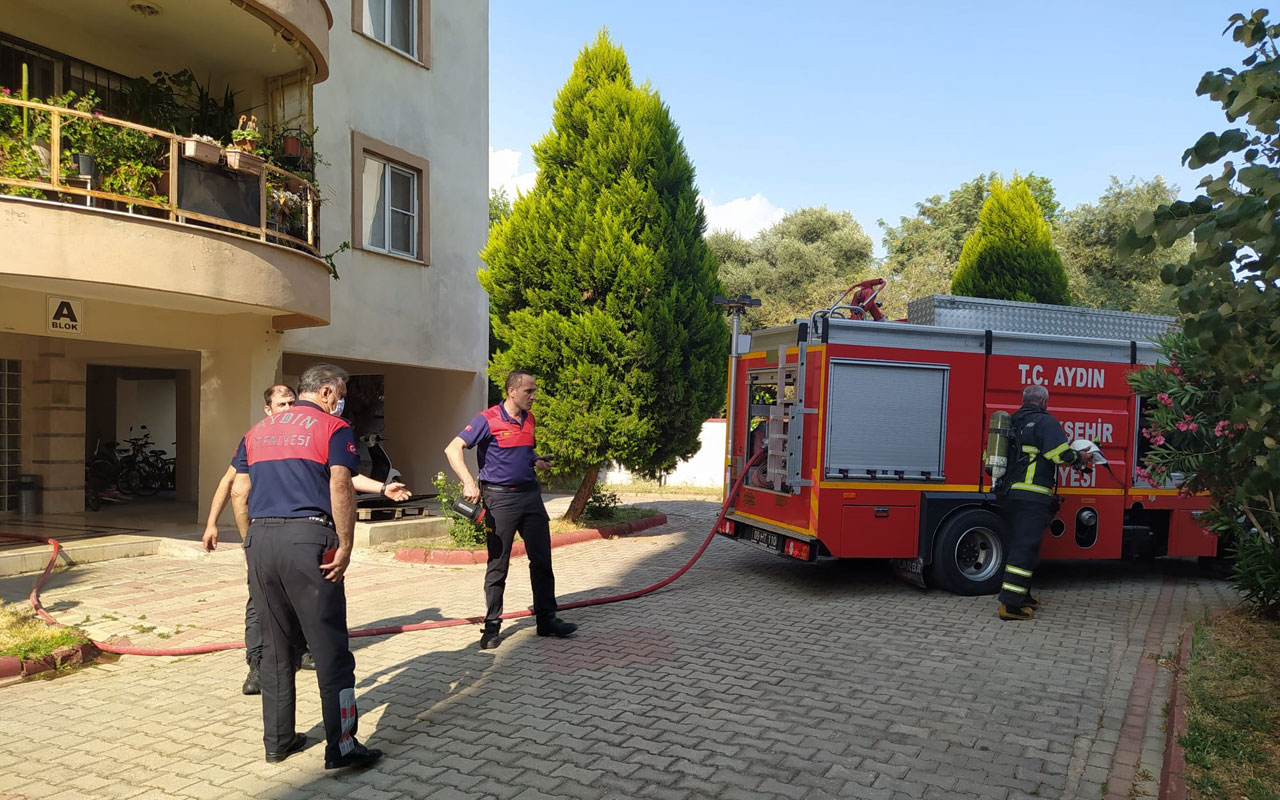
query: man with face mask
[
  {"left": 230, "top": 364, "right": 382, "bottom": 769},
  {"left": 203, "top": 384, "right": 410, "bottom": 694}
]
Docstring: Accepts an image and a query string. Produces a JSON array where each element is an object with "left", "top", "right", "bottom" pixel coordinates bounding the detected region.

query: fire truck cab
[{"left": 720, "top": 293, "right": 1218, "bottom": 595}]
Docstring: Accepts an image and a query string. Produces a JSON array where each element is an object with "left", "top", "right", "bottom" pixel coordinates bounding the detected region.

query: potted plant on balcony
[
  {"left": 226, "top": 114, "right": 265, "bottom": 176},
  {"left": 277, "top": 127, "right": 303, "bottom": 167},
  {"left": 230, "top": 114, "right": 261, "bottom": 154},
  {"left": 182, "top": 133, "right": 222, "bottom": 165}
]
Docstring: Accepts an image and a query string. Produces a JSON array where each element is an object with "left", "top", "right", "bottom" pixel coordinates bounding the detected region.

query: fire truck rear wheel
[{"left": 927, "top": 509, "right": 1007, "bottom": 596}]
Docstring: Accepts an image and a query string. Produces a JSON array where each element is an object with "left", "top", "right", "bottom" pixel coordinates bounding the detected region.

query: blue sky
[{"left": 490, "top": 1, "right": 1246, "bottom": 254}]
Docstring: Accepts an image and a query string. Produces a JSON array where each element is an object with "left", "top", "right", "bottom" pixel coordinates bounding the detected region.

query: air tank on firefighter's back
[{"left": 985, "top": 410, "right": 1013, "bottom": 480}]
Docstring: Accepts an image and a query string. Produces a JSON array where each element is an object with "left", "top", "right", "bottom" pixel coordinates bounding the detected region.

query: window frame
[
  {"left": 351, "top": 0, "right": 431, "bottom": 68},
  {"left": 351, "top": 131, "right": 430, "bottom": 265}
]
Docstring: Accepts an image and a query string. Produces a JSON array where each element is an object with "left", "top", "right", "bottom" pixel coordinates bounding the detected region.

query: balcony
[
  {"left": 0, "top": 95, "right": 332, "bottom": 329},
  {"left": 2, "top": 0, "right": 332, "bottom": 85}
]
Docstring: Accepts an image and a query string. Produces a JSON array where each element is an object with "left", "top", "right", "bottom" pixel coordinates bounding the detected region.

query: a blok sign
[{"left": 47, "top": 296, "right": 84, "bottom": 335}]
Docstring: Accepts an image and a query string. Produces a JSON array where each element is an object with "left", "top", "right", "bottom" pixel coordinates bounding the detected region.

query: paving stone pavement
[{"left": 0, "top": 496, "right": 1239, "bottom": 800}]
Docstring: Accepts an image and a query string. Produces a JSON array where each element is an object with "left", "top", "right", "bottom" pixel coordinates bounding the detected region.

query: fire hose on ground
[{"left": 3, "top": 452, "right": 762, "bottom": 659}]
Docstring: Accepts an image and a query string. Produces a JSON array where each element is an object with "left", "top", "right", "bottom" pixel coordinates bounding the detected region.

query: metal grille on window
[
  {"left": 0, "top": 33, "right": 129, "bottom": 117},
  {"left": 0, "top": 360, "right": 20, "bottom": 513}
]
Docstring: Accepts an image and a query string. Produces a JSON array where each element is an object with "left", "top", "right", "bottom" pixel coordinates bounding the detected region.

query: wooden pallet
[{"left": 357, "top": 504, "right": 429, "bottom": 522}]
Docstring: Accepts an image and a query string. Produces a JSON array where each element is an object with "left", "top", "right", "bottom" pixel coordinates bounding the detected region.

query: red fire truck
[{"left": 718, "top": 288, "right": 1218, "bottom": 595}]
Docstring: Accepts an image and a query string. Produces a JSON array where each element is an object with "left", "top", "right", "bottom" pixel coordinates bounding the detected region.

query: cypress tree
[
  {"left": 950, "top": 180, "right": 1070, "bottom": 304},
  {"left": 479, "top": 31, "right": 728, "bottom": 520}
]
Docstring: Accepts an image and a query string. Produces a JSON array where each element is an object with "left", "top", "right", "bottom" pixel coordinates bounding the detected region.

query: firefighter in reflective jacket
[{"left": 996, "top": 384, "right": 1092, "bottom": 621}]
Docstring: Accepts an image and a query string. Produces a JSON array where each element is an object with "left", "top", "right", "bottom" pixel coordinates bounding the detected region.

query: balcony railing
[{"left": 0, "top": 95, "right": 322, "bottom": 259}]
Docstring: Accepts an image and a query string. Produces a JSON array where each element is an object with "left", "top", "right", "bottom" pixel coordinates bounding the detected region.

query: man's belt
[
  {"left": 251, "top": 514, "right": 335, "bottom": 529},
  {"left": 480, "top": 480, "right": 539, "bottom": 493}
]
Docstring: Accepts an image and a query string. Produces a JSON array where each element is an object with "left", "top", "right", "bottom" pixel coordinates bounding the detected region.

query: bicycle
[{"left": 116, "top": 427, "right": 164, "bottom": 496}]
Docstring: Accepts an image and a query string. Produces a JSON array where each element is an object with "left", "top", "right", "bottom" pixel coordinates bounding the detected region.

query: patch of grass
[
  {"left": 603, "top": 481, "right": 721, "bottom": 497},
  {"left": 1182, "top": 609, "right": 1280, "bottom": 799},
  {"left": 131, "top": 624, "right": 156, "bottom": 635},
  {"left": 0, "top": 603, "right": 90, "bottom": 661},
  {"left": 548, "top": 506, "right": 659, "bottom": 535}
]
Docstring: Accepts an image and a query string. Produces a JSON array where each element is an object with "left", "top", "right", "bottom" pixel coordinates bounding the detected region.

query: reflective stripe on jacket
[{"left": 1008, "top": 405, "right": 1079, "bottom": 501}]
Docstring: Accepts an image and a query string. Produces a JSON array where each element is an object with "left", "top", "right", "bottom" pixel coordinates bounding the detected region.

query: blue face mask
[{"left": 333, "top": 397, "right": 346, "bottom": 417}]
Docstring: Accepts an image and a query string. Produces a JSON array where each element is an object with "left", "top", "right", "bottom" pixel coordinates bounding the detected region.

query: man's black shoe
[
  {"left": 537, "top": 617, "right": 578, "bottom": 637},
  {"left": 299, "top": 650, "right": 316, "bottom": 670},
  {"left": 242, "top": 664, "right": 261, "bottom": 695},
  {"left": 324, "top": 744, "right": 383, "bottom": 770},
  {"left": 479, "top": 628, "right": 501, "bottom": 650},
  {"left": 265, "top": 733, "right": 307, "bottom": 764}
]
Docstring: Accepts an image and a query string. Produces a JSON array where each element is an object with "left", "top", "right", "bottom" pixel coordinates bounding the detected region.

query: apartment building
[{"left": 0, "top": 0, "right": 489, "bottom": 518}]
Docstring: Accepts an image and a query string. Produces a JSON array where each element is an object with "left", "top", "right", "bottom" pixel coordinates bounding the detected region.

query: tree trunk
[{"left": 562, "top": 465, "right": 602, "bottom": 523}]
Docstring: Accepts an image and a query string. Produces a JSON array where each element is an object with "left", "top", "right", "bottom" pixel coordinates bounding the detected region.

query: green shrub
[
  {"left": 433, "top": 471, "right": 486, "bottom": 548},
  {"left": 583, "top": 484, "right": 620, "bottom": 521}
]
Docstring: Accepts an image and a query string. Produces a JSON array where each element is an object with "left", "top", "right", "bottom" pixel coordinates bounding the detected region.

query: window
[
  {"left": 362, "top": 156, "right": 418, "bottom": 258},
  {"left": 353, "top": 0, "right": 429, "bottom": 66},
  {"left": 351, "top": 132, "right": 430, "bottom": 263},
  {"left": 366, "top": 0, "right": 416, "bottom": 57}
]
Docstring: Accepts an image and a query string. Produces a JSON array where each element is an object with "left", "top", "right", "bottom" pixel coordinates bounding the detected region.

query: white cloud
[
  {"left": 701, "top": 193, "right": 786, "bottom": 240},
  {"left": 489, "top": 146, "right": 537, "bottom": 198}
]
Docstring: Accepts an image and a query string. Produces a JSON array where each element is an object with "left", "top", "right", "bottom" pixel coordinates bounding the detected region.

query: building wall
[
  {"left": 604, "top": 420, "right": 728, "bottom": 489},
  {"left": 287, "top": 0, "right": 490, "bottom": 375},
  {"left": 0, "top": 287, "right": 281, "bottom": 516},
  {"left": 116, "top": 378, "right": 177, "bottom": 462}
]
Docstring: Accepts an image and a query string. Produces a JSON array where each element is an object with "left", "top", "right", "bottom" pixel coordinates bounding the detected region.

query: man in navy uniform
[
  {"left": 996, "top": 384, "right": 1093, "bottom": 621},
  {"left": 444, "top": 369, "right": 577, "bottom": 650},
  {"left": 204, "top": 384, "right": 409, "bottom": 695},
  {"left": 230, "top": 364, "right": 381, "bottom": 768}
]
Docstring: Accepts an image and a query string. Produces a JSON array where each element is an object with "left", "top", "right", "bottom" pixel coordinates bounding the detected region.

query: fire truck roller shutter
[
  {"left": 824, "top": 360, "right": 948, "bottom": 480},
  {"left": 925, "top": 507, "right": 1009, "bottom": 595}
]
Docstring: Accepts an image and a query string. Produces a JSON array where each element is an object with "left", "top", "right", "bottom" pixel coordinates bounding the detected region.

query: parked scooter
[{"left": 355, "top": 432, "right": 403, "bottom": 505}]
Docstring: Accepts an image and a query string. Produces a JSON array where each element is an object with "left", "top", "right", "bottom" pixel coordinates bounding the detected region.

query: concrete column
[
  {"left": 24, "top": 338, "right": 86, "bottom": 515},
  {"left": 198, "top": 316, "right": 282, "bottom": 525}
]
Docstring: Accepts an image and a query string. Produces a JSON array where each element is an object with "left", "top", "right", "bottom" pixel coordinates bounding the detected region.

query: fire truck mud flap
[{"left": 890, "top": 557, "right": 927, "bottom": 589}]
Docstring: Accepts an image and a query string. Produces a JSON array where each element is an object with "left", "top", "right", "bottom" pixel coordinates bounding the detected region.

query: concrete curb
[
  {"left": 1159, "top": 623, "right": 1195, "bottom": 800},
  {"left": 0, "top": 641, "right": 100, "bottom": 682},
  {"left": 394, "top": 513, "right": 668, "bottom": 565}
]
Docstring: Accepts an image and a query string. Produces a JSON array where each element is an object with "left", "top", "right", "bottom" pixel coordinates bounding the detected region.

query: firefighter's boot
[
  {"left": 242, "top": 662, "right": 262, "bottom": 695},
  {"left": 1025, "top": 594, "right": 1042, "bottom": 610},
  {"left": 998, "top": 603, "right": 1034, "bottom": 621}
]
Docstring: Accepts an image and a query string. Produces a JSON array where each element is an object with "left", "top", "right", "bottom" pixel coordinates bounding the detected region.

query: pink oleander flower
[
  {"left": 1, "top": 87, "right": 10, "bottom": 95},
  {"left": 1157, "top": 393, "right": 1173, "bottom": 407},
  {"left": 1176, "top": 421, "right": 1189, "bottom": 432},
  {"left": 1142, "top": 428, "right": 1151, "bottom": 439},
  {"left": 1214, "top": 420, "right": 1231, "bottom": 438},
  {"left": 1151, "top": 433, "right": 1166, "bottom": 446}
]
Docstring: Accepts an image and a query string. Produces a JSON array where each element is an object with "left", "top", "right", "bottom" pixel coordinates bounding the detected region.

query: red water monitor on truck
[{"left": 717, "top": 283, "right": 1218, "bottom": 595}]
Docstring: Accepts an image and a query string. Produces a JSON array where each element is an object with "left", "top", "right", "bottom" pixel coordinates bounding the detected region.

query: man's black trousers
[
  {"left": 245, "top": 518, "right": 359, "bottom": 761},
  {"left": 481, "top": 485, "right": 556, "bottom": 627},
  {"left": 996, "top": 494, "right": 1055, "bottom": 608},
  {"left": 244, "top": 590, "right": 262, "bottom": 666}
]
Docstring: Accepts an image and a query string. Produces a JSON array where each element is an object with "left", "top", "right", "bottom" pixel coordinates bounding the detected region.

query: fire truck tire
[{"left": 927, "top": 508, "right": 1008, "bottom": 596}]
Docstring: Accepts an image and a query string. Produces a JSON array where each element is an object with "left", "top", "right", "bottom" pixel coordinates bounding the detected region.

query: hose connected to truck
[{"left": 3, "top": 452, "right": 763, "bottom": 659}]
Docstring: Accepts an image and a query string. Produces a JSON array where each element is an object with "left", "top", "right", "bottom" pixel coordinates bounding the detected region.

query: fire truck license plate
[{"left": 750, "top": 529, "right": 778, "bottom": 549}]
